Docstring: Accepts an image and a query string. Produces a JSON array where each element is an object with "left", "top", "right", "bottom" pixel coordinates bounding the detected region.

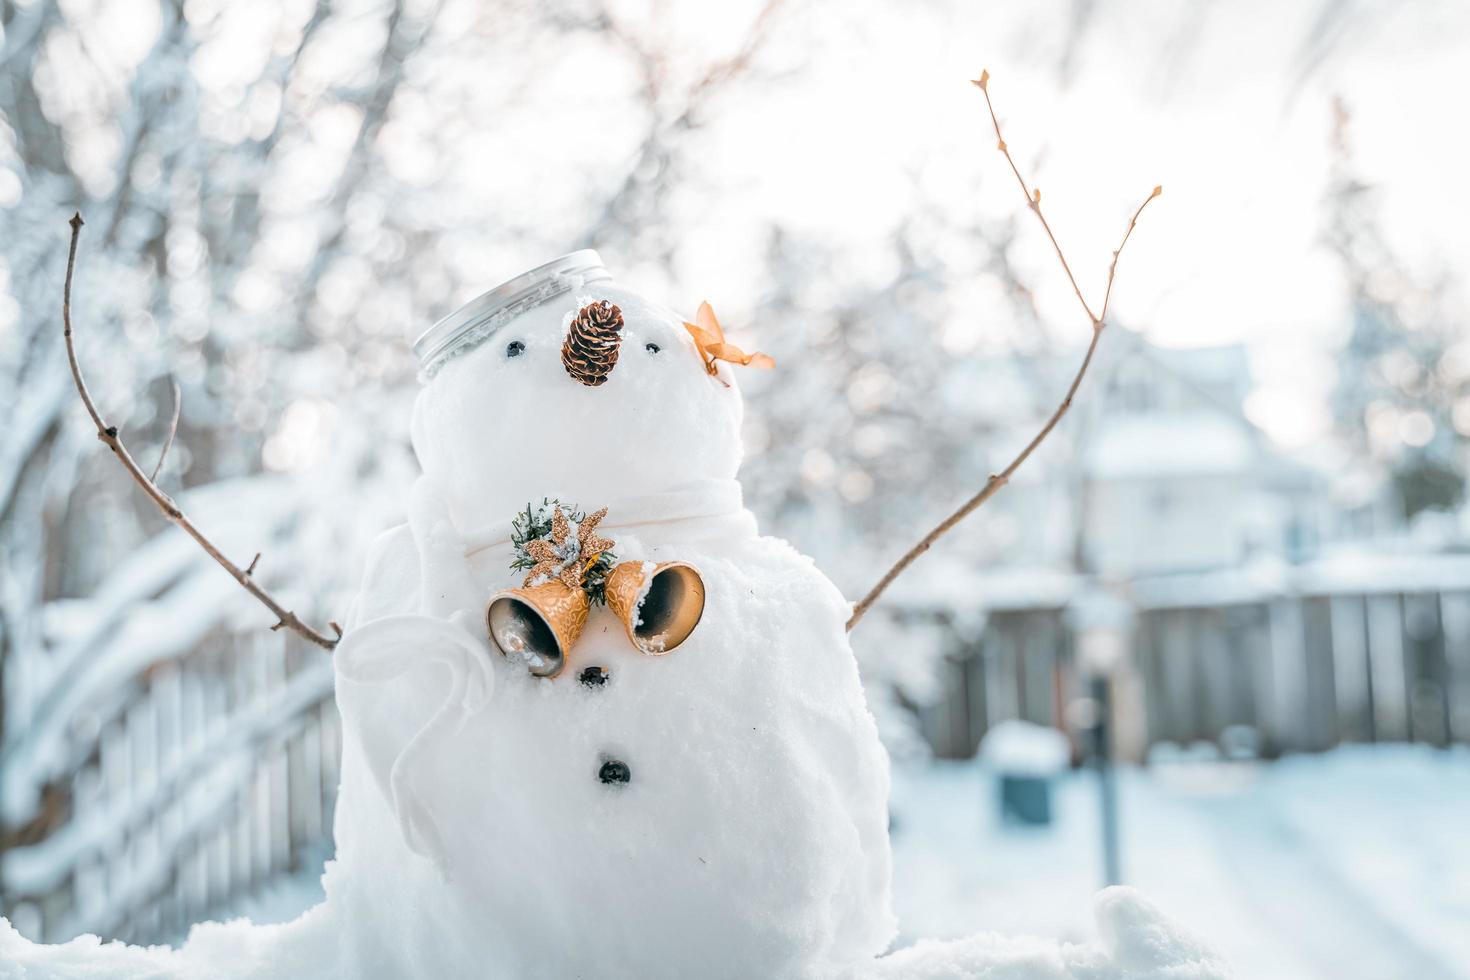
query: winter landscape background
[{"left": 1, "top": 0, "right": 1468, "bottom": 977}]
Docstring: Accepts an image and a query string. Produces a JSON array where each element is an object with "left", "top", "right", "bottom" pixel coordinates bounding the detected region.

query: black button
[
  {"left": 580, "top": 665, "right": 609, "bottom": 687},
  {"left": 598, "top": 760, "right": 631, "bottom": 785}
]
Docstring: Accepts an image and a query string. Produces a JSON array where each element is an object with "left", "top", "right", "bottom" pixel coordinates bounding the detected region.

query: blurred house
[
  {"left": 1077, "top": 335, "right": 1328, "bottom": 576},
  {"left": 954, "top": 330, "right": 1331, "bottom": 576},
  {"left": 888, "top": 332, "right": 1470, "bottom": 762}
]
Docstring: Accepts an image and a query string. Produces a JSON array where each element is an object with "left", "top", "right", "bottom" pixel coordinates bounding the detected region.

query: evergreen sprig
[
  {"left": 508, "top": 498, "right": 617, "bottom": 604},
  {"left": 509, "top": 498, "right": 556, "bottom": 568}
]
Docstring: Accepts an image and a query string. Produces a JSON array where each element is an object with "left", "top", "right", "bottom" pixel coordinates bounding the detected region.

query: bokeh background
[{"left": 2, "top": 0, "right": 1468, "bottom": 976}]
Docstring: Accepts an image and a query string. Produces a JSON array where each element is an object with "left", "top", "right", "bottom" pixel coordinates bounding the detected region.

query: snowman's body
[
  {"left": 323, "top": 270, "right": 896, "bottom": 978},
  {"left": 330, "top": 501, "right": 893, "bottom": 978}
]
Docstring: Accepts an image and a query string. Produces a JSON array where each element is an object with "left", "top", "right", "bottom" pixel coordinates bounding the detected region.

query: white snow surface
[
  {"left": 0, "top": 886, "right": 1227, "bottom": 980},
  {"left": 0, "top": 277, "right": 1225, "bottom": 978},
  {"left": 890, "top": 749, "right": 1470, "bottom": 979},
  {"left": 861, "top": 888, "right": 1227, "bottom": 980}
]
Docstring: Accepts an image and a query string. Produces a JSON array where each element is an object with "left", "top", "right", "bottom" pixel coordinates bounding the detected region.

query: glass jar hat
[{"left": 412, "top": 251, "right": 612, "bottom": 378}]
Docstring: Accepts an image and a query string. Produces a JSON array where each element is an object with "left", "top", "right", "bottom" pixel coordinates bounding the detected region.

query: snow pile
[
  {"left": 0, "top": 886, "right": 1228, "bottom": 979},
  {"left": 0, "top": 907, "right": 335, "bottom": 980},
  {"left": 980, "top": 721, "right": 1071, "bottom": 777},
  {"left": 865, "top": 887, "right": 1230, "bottom": 980}
]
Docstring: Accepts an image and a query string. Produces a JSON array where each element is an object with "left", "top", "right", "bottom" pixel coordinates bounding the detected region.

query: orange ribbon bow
[{"left": 683, "top": 301, "right": 775, "bottom": 385}]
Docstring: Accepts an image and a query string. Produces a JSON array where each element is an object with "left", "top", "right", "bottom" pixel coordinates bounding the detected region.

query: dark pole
[{"left": 1091, "top": 673, "right": 1122, "bottom": 886}]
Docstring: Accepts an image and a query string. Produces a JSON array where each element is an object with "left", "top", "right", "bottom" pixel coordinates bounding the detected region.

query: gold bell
[
  {"left": 486, "top": 580, "right": 590, "bottom": 678},
  {"left": 605, "top": 561, "right": 706, "bottom": 655}
]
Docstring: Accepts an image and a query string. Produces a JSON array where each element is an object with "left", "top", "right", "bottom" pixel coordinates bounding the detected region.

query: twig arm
[
  {"left": 974, "top": 69, "right": 1098, "bottom": 327},
  {"left": 62, "top": 213, "right": 339, "bottom": 652},
  {"left": 847, "top": 322, "right": 1107, "bottom": 630},
  {"left": 845, "top": 74, "right": 1161, "bottom": 632}
]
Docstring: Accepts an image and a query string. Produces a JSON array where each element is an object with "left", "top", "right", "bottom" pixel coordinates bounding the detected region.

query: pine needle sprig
[
  {"left": 509, "top": 498, "right": 618, "bottom": 604},
  {"left": 580, "top": 556, "right": 615, "bottom": 605},
  {"left": 509, "top": 498, "right": 557, "bottom": 569}
]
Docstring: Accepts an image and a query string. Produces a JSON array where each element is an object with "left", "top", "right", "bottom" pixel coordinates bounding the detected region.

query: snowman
[
  {"left": 323, "top": 251, "right": 896, "bottom": 978},
  {"left": 315, "top": 252, "right": 1222, "bottom": 980},
  {"left": 1, "top": 253, "right": 1226, "bottom": 980}
]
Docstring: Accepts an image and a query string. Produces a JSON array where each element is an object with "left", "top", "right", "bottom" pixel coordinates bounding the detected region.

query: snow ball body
[{"left": 330, "top": 282, "right": 897, "bottom": 978}]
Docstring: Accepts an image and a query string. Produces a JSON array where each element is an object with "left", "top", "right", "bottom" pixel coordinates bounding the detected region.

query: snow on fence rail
[{"left": 907, "top": 554, "right": 1470, "bottom": 760}]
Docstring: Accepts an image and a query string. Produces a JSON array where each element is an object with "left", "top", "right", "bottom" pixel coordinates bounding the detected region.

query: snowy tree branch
[
  {"left": 149, "top": 378, "right": 181, "bottom": 483},
  {"left": 576, "top": 0, "right": 789, "bottom": 257},
  {"left": 62, "top": 213, "right": 340, "bottom": 652},
  {"left": 846, "top": 72, "right": 1161, "bottom": 632}
]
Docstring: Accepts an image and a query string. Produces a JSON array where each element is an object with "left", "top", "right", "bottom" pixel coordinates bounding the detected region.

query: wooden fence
[
  {"left": 915, "top": 581, "right": 1470, "bottom": 760},
  {"left": 9, "top": 558, "right": 1470, "bottom": 945},
  {"left": 0, "top": 628, "right": 338, "bottom": 946}
]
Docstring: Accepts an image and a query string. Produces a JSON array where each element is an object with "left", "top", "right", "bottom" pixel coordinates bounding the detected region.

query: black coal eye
[
  {"left": 506, "top": 340, "right": 525, "bottom": 358},
  {"left": 645, "top": 342, "right": 661, "bottom": 354}
]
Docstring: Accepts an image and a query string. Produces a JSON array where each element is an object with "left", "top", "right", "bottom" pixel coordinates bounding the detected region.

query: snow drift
[{"left": 0, "top": 886, "right": 1228, "bottom": 979}]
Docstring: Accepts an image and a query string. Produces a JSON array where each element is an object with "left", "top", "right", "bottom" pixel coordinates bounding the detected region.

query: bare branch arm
[
  {"left": 973, "top": 70, "right": 1101, "bottom": 327},
  {"left": 846, "top": 74, "right": 1161, "bottom": 632},
  {"left": 63, "top": 213, "right": 339, "bottom": 652}
]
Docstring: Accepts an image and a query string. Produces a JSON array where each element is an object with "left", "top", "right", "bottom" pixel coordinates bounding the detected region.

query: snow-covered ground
[
  {"left": 192, "top": 741, "right": 1466, "bottom": 977},
  {"left": 890, "top": 744, "right": 1470, "bottom": 979}
]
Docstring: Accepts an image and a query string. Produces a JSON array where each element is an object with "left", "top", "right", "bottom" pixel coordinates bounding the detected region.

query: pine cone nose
[{"left": 562, "top": 301, "right": 624, "bottom": 386}]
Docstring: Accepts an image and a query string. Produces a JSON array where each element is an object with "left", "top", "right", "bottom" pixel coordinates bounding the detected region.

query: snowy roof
[
  {"left": 880, "top": 545, "right": 1470, "bottom": 617},
  {"left": 957, "top": 330, "right": 1322, "bottom": 487},
  {"left": 1082, "top": 412, "right": 1258, "bottom": 479},
  {"left": 1138, "top": 343, "right": 1252, "bottom": 399},
  {"left": 883, "top": 558, "right": 1080, "bottom": 614},
  {"left": 1132, "top": 549, "right": 1470, "bottom": 609}
]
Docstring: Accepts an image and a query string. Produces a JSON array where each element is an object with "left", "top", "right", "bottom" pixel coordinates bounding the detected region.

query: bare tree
[{"left": 1326, "top": 97, "right": 1467, "bottom": 522}]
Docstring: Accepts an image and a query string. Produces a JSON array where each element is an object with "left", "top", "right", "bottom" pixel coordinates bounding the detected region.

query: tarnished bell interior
[
  {"left": 631, "top": 563, "right": 705, "bottom": 653},
  {"left": 487, "top": 595, "right": 564, "bottom": 677},
  {"left": 487, "top": 561, "right": 708, "bottom": 676}
]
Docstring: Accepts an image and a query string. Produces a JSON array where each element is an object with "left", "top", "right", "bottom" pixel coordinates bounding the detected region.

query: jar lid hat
[{"left": 413, "top": 250, "right": 612, "bottom": 376}]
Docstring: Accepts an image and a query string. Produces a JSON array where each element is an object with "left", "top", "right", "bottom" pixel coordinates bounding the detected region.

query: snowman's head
[{"left": 410, "top": 255, "right": 745, "bottom": 532}]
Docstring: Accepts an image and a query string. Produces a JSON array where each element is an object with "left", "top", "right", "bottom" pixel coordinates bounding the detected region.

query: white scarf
[{"left": 458, "top": 477, "right": 756, "bottom": 559}]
